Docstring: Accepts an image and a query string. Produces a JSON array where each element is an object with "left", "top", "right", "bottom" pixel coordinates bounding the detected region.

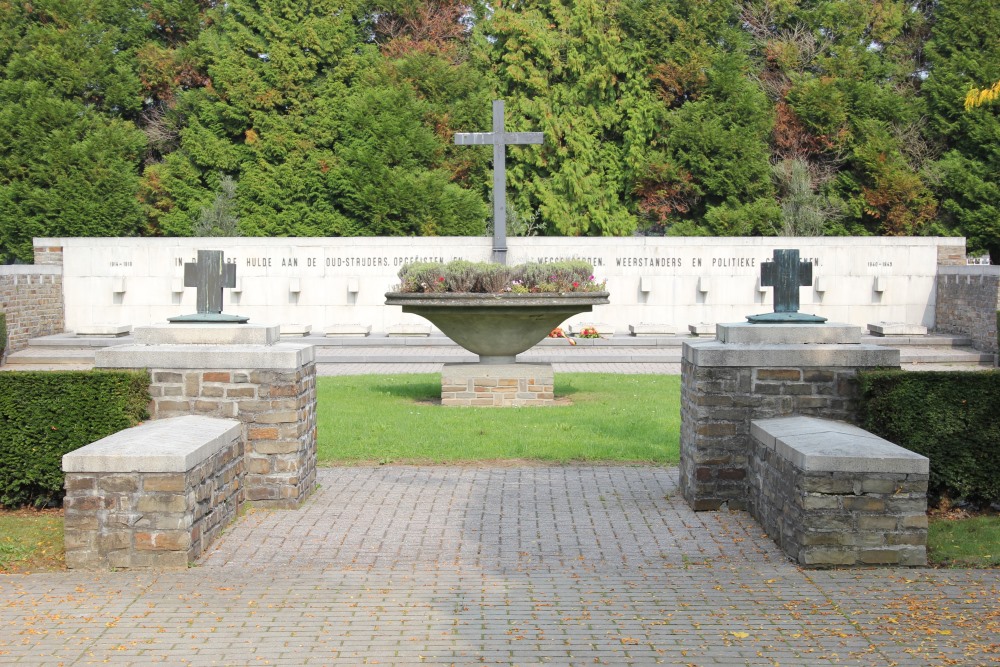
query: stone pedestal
[
  {"left": 679, "top": 323, "right": 899, "bottom": 511},
  {"left": 441, "top": 363, "right": 554, "bottom": 407},
  {"left": 96, "top": 324, "right": 317, "bottom": 509}
]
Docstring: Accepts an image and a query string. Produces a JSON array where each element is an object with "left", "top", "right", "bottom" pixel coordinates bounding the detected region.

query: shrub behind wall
[
  {"left": 859, "top": 370, "right": 1000, "bottom": 503},
  {"left": 0, "top": 370, "right": 149, "bottom": 507}
]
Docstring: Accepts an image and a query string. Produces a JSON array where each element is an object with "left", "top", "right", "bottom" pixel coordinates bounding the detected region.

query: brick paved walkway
[{"left": 2, "top": 466, "right": 998, "bottom": 666}]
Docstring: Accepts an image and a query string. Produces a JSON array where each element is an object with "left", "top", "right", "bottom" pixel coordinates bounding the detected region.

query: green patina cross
[
  {"left": 747, "top": 249, "right": 827, "bottom": 323},
  {"left": 168, "top": 249, "right": 248, "bottom": 323}
]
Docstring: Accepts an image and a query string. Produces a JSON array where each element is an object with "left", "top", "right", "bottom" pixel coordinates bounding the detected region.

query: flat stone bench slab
[
  {"left": 62, "top": 415, "right": 245, "bottom": 570},
  {"left": 325, "top": 324, "right": 371, "bottom": 337},
  {"left": 688, "top": 323, "right": 716, "bottom": 336},
  {"left": 280, "top": 324, "right": 312, "bottom": 337},
  {"left": 629, "top": 323, "right": 676, "bottom": 336},
  {"left": 386, "top": 324, "right": 432, "bottom": 337},
  {"left": 749, "top": 416, "right": 928, "bottom": 568},
  {"left": 867, "top": 322, "right": 928, "bottom": 336},
  {"left": 63, "top": 416, "right": 241, "bottom": 473},
  {"left": 751, "top": 417, "right": 929, "bottom": 474},
  {"left": 75, "top": 324, "right": 132, "bottom": 337}
]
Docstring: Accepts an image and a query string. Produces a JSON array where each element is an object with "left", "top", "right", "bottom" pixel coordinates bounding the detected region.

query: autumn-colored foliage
[{"left": 1, "top": 0, "right": 999, "bottom": 260}]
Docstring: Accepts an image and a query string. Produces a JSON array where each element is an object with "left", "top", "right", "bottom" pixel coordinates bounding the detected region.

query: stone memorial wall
[
  {"left": 0, "top": 264, "right": 63, "bottom": 354},
  {"left": 935, "top": 265, "right": 1000, "bottom": 354},
  {"left": 34, "top": 236, "right": 965, "bottom": 334}
]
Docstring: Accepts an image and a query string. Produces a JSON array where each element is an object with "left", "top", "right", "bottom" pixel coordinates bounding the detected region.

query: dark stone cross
[
  {"left": 747, "top": 248, "right": 827, "bottom": 323},
  {"left": 168, "top": 249, "right": 249, "bottom": 323},
  {"left": 454, "top": 100, "right": 544, "bottom": 264}
]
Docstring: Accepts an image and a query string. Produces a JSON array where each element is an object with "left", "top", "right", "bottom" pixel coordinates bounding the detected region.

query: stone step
[
  {"left": 25, "top": 330, "right": 978, "bottom": 348},
  {"left": 6, "top": 332, "right": 994, "bottom": 370},
  {"left": 4, "top": 347, "right": 97, "bottom": 365}
]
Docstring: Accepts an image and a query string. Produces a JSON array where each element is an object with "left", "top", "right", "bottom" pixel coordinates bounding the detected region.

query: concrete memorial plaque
[
  {"left": 455, "top": 100, "right": 544, "bottom": 264},
  {"left": 168, "top": 250, "right": 248, "bottom": 323}
]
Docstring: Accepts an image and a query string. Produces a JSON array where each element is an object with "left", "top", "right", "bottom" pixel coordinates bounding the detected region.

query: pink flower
[{"left": 572, "top": 281, "right": 580, "bottom": 288}]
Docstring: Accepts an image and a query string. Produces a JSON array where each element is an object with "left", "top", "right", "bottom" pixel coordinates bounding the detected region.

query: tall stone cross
[
  {"left": 747, "top": 248, "right": 827, "bottom": 323},
  {"left": 168, "top": 249, "right": 249, "bottom": 323},
  {"left": 454, "top": 100, "right": 544, "bottom": 264}
]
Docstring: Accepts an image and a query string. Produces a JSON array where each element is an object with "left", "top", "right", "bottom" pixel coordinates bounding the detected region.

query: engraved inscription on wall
[{"left": 157, "top": 250, "right": 825, "bottom": 277}]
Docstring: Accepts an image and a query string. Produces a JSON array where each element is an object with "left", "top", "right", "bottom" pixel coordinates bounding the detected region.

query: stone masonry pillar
[
  {"left": 96, "top": 324, "right": 317, "bottom": 509},
  {"left": 679, "top": 323, "right": 899, "bottom": 511}
]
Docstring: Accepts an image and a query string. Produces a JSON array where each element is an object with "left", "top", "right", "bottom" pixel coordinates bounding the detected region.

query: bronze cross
[
  {"left": 748, "top": 248, "right": 827, "bottom": 323},
  {"left": 169, "top": 249, "right": 248, "bottom": 323},
  {"left": 761, "top": 249, "right": 812, "bottom": 313},
  {"left": 185, "top": 250, "right": 236, "bottom": 314}
]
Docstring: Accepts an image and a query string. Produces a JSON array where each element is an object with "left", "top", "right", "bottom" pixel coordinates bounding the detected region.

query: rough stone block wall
[
  {"left": 441, "top": 374, "right": 554, "bottom": 407},
  {"left": 748, "top": 439, "right": 928, "bottom": 567},
  {"left": 679, "top": 362, "right": 876, "bottom": 511},
  {"left": 63, "top": 432, "right": 244, "bottom": 569},
  {"left": 936, "top": 243, "right": 967, "bottom": 266},
  {"left": 33, "top": 245, "right": 64, "bottom": 266},
  {"left": 935, "top": 269, "right": 1000, "bottom": 354},
  {"left": 0, "top": 268, "right": 64, "bottom": 355},
  {"left": 147, "top": 365, "right": 317, "bottom": 508}
]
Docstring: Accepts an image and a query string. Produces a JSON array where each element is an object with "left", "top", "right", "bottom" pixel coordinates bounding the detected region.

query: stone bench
[
  {"left": 748, "top": 416, "right": 928, "bottom": 568},
  {"left": 325, "top": 323, "right": 371, "bottom": 337},
  {"left": 629, "top": 323, "right": 676, "bottom": 336},
  {"left": 62, "top": 415, "right": 245, "bottom": 570},
  {"left": 386, "top": 323, "right": 431, "bottom": 337},
  {"left": 75, "top": 324, "right": 132, "bottom": 337},
  {"left": 688, "top": 322, "right": 716, "bottom": 336},
  {"left": 867, "top": 322, "right": 928, "bottom": 336}
]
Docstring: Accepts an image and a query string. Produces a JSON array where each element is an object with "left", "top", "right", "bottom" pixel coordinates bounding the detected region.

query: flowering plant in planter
[
  {"left": 396, "top": 259, "right": 606, "bottom": 294},
  {"left": 386, "top": 260, "right": 609, "bottom": 364}
]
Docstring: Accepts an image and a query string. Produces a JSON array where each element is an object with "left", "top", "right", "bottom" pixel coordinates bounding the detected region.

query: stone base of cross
[
  {"left": 747, "top": 249, "right": 827, "bottom": 323},
  {"left": 455, "top": 100, "right": 544, "bottom": 264}
]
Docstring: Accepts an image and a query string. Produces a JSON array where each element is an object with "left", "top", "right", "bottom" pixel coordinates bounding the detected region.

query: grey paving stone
[{"left": 1, "top": 466, "right": 998, "bottom": 666}]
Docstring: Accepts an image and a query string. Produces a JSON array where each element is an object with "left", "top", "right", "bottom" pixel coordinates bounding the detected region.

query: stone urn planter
[{"left": 384, "top": 291, "right": 610, "bottom": 364}]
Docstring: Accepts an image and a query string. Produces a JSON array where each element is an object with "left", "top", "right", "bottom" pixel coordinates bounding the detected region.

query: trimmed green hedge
[
  {"left": 859, "top": 370, "right": 1000, "bottom": 503},
  {"left": 0, "top": 371, "right": 149, "bottom": 508}
]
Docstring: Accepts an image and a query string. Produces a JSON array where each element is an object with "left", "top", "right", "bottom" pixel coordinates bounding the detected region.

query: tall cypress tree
[
  {"left": 923, "top": 0, "right": 1000, "bottom": 260},
  {"left": 620, "top": 0, "right": 779, "bottom": 236},
  {"left": 480, "top": 0, "right": 658, "bottom": 236},
  {"left": 141, "top": 0, "right": 487, "bottom": 238},
  {"left": 0, "top": 0, "right": 147, "bottom": 262}
]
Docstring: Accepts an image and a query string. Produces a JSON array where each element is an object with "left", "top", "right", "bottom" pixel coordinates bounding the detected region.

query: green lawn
[
  {"left": 315, "top": 373, "right": 680, "bottom": 464},
  {"left": 0, "top": 510, "right": 64, "bottom": 573},
  {"left": 929, "top": 515, "right": 1000, "bottom": 568}
]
